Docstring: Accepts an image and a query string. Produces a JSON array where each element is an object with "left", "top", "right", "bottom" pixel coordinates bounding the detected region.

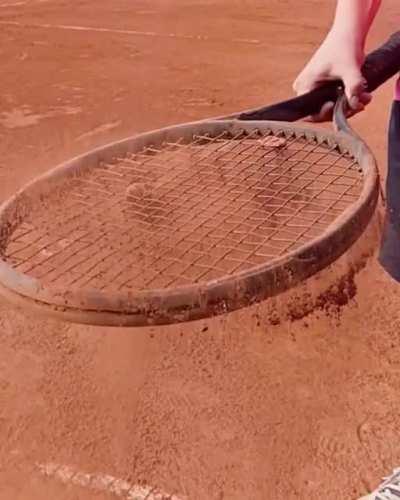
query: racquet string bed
[{"left": 3, "top": 129, "right": 362, "bottom": 293}]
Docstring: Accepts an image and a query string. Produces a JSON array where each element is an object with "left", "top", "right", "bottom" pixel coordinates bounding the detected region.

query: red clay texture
[{"left": 0, "top": 1, "right": 400, "bottom": 499}]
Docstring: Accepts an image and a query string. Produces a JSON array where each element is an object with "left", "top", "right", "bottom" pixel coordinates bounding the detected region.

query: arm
[
  {"left": 294, "top": 0, "right": 382, "bottom": 120},
  {"left": 331, "top": 0, "right": 381, "bottom": 48}
]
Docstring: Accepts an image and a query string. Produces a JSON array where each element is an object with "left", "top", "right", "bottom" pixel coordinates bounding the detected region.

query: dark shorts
[{"left": 379, "top": 100, "right": 400, "bottom": 281}]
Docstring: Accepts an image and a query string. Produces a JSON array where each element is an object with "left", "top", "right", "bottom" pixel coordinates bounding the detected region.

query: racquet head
[{"left": 0, "top": 110, "right": 378, "bottom": 325}]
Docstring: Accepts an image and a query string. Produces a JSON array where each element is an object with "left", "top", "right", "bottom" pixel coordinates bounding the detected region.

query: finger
[
  {"left": 348, "top": 96, "right": 366, "bottom": 114},
  {"left": 343, "top": 70, "right": 367, "bottom": 108},
  {"left": 305, "top": 101, "right": 335, "bottom": 123},
  {"left": 293, "top": 76, "right": 315, "bottom": 96},
  {"left": 359, "top": 91, "right": 372, "bottom": 106},
  {"left": 345, "top": 101, "right": 366, "bottom": 119},
  {"left": 306, "top": 97, "right": 367, "bottom": 123},
  {"left": 346, "top": 94, "right": 370, "bottom": 117},
  {"left": 293, "top": 69, "right": 329, "bottom": 96}
]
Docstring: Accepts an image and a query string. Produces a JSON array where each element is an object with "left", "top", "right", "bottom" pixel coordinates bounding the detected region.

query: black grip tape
[{"left": 239, "top": 31, "right": 400, "bottom": 122}]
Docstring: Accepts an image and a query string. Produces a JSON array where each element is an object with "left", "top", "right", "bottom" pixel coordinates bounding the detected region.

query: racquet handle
[{"left": 239, "top": 31, "right": 400, "bottom": 122}]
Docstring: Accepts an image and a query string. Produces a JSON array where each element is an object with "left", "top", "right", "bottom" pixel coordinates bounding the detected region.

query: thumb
[{"left": 342, "top": 68, "right": 366, "bottom": 109}]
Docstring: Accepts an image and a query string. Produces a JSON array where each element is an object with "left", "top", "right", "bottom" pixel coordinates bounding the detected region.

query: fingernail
[{"left": 349, "top": 96, "right": 359, "bottom": 109}]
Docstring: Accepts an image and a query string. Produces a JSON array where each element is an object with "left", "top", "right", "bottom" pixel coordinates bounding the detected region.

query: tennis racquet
[{"left": 0, "top": 32, "right": 400, "bottom": 327}]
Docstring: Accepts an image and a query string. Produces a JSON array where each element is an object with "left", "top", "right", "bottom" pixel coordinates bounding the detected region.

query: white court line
[
  {"left": 37, "top": 462, "right": 185, "bottom": 500},
  {"left": 0, "top": 0, "right": 52, "bottom": 6},
  {"left": 0, "top": 2, "right": 26, "bottom": 6},
  {"left": 0, "top": 20, "right": 261, "bottom": 45}
]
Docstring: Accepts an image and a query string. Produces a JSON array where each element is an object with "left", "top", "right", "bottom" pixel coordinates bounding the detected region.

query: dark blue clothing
[{"left": 379, "top": 100, "right": 400, "bottom": 280}]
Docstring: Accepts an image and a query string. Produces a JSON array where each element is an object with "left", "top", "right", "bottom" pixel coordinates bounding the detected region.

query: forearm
[{"left": 330, "top": 0, "right": 382, "bottom": 50}]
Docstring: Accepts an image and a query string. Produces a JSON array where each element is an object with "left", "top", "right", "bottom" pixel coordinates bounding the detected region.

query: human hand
[{"left": 293, "top": 32, "right": 372, "bottom": 122}]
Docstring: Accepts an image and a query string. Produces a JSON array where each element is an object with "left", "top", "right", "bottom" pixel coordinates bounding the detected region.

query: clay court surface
[{"left": 1, "top": 0, "right": 400, "bottom": 499}]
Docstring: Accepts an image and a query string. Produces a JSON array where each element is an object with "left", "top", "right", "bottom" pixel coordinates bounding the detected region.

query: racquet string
[{"left": 2, "top": 129, "right": 362, "bottom": 293}]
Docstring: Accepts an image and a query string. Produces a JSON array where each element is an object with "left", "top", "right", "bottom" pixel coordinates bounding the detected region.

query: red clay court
[{"left": 1, "top": 1, "right": 400, "bottom": 499}]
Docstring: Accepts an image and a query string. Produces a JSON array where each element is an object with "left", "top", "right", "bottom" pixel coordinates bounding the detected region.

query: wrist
[
  {"left": 328, "top": 24, "right": 365, "bottom": 46},
  {"left": 325, "top": 27, "right": 365, "bottom": 60},
  {"left": 329, "top": 0, "right": 382, "bottom": 54}
]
